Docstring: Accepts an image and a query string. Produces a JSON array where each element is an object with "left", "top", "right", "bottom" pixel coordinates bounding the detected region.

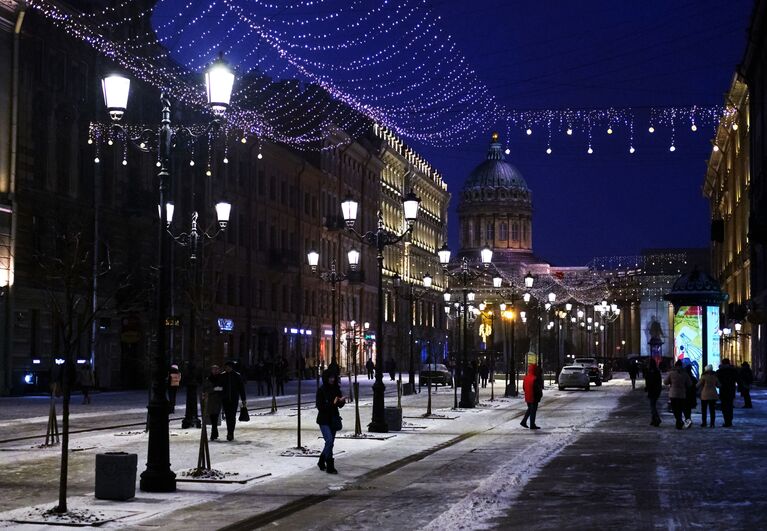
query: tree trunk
[{"left": 55, "top": 362, "right": 71, "bottom": 513}]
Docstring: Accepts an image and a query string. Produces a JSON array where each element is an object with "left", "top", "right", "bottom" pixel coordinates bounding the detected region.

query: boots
[
  {"left": 326, "top": 457, "right": 338, "bottom": 474},
  {"left": 318, "top": 453, "right": 326, "bottom": 471}
]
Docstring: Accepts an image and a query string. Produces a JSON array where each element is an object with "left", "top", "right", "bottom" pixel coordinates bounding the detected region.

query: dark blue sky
[
  {"left": 422, "top": 0, "right": 754, "bottom": 265},
  {"left": 153, "top": 0, "right": 755, "bottom": 266}
]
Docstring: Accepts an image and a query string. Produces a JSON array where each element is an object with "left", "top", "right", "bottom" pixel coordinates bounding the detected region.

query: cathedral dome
[{"left": 464, "top": 132, "right": 529, "bottom": 192}]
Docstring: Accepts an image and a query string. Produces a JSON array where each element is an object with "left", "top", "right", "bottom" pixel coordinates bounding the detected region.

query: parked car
[
  {"left": 574, "top": 357, "right": 602, "bottom": 385},
  {"left": 420, "top": 363, "right": 453, "bottom": 386},
  {"left": 558, "top": 365, "right": 591, "bottom": 391}
]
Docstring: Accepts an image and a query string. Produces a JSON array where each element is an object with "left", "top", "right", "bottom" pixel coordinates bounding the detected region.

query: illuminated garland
[{"left": 28, "top": 0, "right": 731, "bottom": 153}]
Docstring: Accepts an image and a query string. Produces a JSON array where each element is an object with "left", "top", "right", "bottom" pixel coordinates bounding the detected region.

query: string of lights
[{"left": 27, "top": 0, "right": 734, "bottom": 152}]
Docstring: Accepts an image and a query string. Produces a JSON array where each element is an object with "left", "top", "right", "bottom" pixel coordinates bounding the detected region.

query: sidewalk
[{"left": 495, "top": 385, "right": 767, "bottom": 529}]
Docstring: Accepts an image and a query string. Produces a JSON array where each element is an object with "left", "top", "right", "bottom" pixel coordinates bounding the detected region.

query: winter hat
[
  {"left": 705, "top": 364, "right": 713, "bottom": 372},
  {"left": 171, "top": 364, "right": 179, "bottom": 370}
]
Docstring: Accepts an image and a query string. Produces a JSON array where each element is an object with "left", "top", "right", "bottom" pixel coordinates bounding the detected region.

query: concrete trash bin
[
  {"left": 95, "top": 452, "right": 137, "bottom": 501},
  {"left": 384, "top": 406, "right": 402, "bottom": 431}
]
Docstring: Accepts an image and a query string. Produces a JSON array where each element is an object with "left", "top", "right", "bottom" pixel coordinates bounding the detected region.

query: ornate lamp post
[
  {"left": 177, "top": 205, "right": 231, "bottom": 430},
  {"left": 101, "top": 57, "right": 234, "bottom": 493},
  {"left": 393, "top": 272, "right": 433, "bottom": 395},
  {"left": 307, "top": 251, "right": 352, "bottom": 373},
  {"left": 341, "top": 192, "right": 420, "bottom": 432},
  {"left": 437, "top": 243, "right": 492, "bottom": 408}
]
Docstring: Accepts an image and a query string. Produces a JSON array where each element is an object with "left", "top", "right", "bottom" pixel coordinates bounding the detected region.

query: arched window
[
  {"left": 486, "top": 222, "right": 495, "bottom": 242},
  {"left": 499, "top": 223, "right": 508, "bottom": 241},
  {"left": 511, "top": 222, "right": 519, "bottom": 242}
]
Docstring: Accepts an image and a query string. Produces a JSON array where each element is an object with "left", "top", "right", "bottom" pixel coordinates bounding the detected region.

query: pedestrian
[
  {"left": 387, "top": 358, "right": 397, "bottom": 381},
  {"left": 521, "top": 365, "right": 543, "bottom": 430},
  {"left": 255, "top": 360, "right": 265, "bottom": 396},
  {"left": 683, "top": 365, "right": 698, "bottom": 426},
  {"left": 366, "top": 358, "right": 375, "bottom": 379},
  {"left": 299, "top": 355, "right": 307, "bottom": 380},
  {"left": 316, "top": 369, "right": 346, "bottom": 474},
  {"left": 77, "top": 362, "right": 95, "bottom": 404},
  {"left": 479, "top": 361, "right": 489, "bottom": 388},
  {"left": 220, "top": 361, "right": 246, "bottom": 441},
  {"left": 739, "top": 361, "right": 753, "bottom": 408},
  {"left": 265, "top": 358, "right": 274, "bottom": 396},
  {"left": 664, "top": 360, "right": 692, "bottom": 429},
  {"left": 202, "top": 365, "right": 223, "bottom": 440},
  {"left": 168, "top": 364, "right": 182, "bottom": 413},
  {"left": 628, "top": 361, "right": 638, "bottom": 390},
  {"left": 717, "top": 358, "right": 739, "bottom": 427},
  {"left": 645, "top": 358, "right": 662, "bottom": 427},
  {"left": 276, "top": 356, "right": 287, "bottom": 396},
  {"left": 697, "top": 364, "right": 719, "bottom": 428}
]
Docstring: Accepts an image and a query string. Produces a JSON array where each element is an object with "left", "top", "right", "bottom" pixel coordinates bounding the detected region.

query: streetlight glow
[
  {"left": 437, "top": 243, "right": 451, "bottom": 266},
  {"left": 341, "top": 194, "right": 358, "bottom": 228},
  {"left": 347, "top": 247, "right": 361, "bottom": 269},
  {"left": 205, "top": 57, "right": 235, "bottom": 113},
  {"left": 215, "top": 201, "right": 231, "bottom": 228},
  {"left": 101, "top": 74, "right": 131, "bottom": 121}
]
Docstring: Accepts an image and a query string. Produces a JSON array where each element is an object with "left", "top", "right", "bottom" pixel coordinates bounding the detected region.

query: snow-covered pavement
[{"left": 0, "top": 375, "right": 764, "bottom": 529}]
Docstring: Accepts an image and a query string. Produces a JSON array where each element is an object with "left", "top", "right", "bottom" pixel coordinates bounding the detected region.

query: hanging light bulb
[
  {"left": 732, "top": 123, "right": 738, "bottom": 131},
  {"left": 526, "top": 128, "right": 532, "bottom": 135},
  {"left": 587, "top": 147, "right": 593, "bottom": 154},
  {"left": 669, "top": 145, "right": 676, "bottom": 152},
  {"left": 691, "top": 124, "right": 697, "bottom": 132},
  {"left": 107, "top": 139, "right": 113, "bottom": 146},
  {"left": 629, "top": 146, "right": 635, "bottom": 154},
  {"left": 156, "top": 161, "right": 161, "bottom": 167},
  {"left": 189, "top": 160, "right": 195, "bottom": 166},
  {"left": 566, "top": 127, "right": 573, "bottom": 136},
  {"left": 122, "top": 159, "right": 127, "bottom": 166},
  {"left": 139, "top": 142, "right": 146, "bottom": 149},
  {"left": 546, "top": 147, "right": 552, "bottom": 154},
  {"left": 257, "top": 152, "right": 263, "bottom": 160},
  {"left": 648, "top": 126, "right": 655, "bottom": 133},
  {"left": 240, "top": 137, "right": 247, "bottom": 144},
  {"left": 206, "top": 169, "right": 212, "bottom": 176},
  {"left": 94, "top": 157, "right": 100, "bottom": 164},
  {"left": 607, "top": 127, "right": 613, "bottom": 135},
  {"left": 223, "top": 157, "right": 229, "bottom": 164},
  {"left": 504, "top": 148, "right": 510, "bottom": 155},
  {"left": 713, "top": 145, "right": 720, "bottom": 152},
  {"left": 87, "top": 138, "right": 93, "bottom": 145}
]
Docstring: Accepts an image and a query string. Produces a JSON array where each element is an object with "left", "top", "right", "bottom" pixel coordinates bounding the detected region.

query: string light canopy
[{"left": 29, "top": 0, "right": 731, "bottom": 153}]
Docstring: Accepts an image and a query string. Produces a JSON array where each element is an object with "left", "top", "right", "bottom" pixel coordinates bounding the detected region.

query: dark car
[
  {"left": 420, "top": 363, "right": 453, "bottom": 386},
  {"left": 574, "top": 357, "right": 602, "bottom": 386}
]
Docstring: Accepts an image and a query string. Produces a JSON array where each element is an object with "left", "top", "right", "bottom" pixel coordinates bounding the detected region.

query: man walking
[
  {"left": 740, "top": 361, "right": 753, "bottom": 408},
  {"left": 717, "top": 358, "right": 739, "bottom": 427},
  {"left": 628, "top": 361, "right": 638, "bottom": 390},
  {"left": 220, "top": 361, "right": 247, "bottom": 441},
  {"left": 366, "top": 358, "right": 375, "bottom": 380}
]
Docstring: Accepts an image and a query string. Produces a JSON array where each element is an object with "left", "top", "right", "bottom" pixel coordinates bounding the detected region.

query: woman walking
[
  {"left": 202, "top": 365, "right": 223, "bottom": 440},
  {"left": 697, "top": 364, "right": 719, "bottom": 427},
  {"left": 316, "top": 369, "right": 346, "bottom": 474},
  {"left": 521, "top": 365, "right": 543, "bottom": 430},
  {"left": 645, "top": 359, "right": 662, "bottom": 427}
]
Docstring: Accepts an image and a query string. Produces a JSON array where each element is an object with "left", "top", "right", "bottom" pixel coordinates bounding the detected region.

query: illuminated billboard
[
  {"left": 706, "top": 306, "right": 721, "bottom": 370},
  {"left": 673, "top": 306, "right": 703, "bottom": 377}
]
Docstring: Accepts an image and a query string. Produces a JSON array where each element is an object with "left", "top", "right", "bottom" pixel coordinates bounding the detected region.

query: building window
[
  {"left": 511, "top": 222, "right": 519, "bottom": 242},
  {"left": 473, "top": 221, "right": 481, "bottom": 245},
  {"left": 499, "top": 222, "right": 508, "bottom": 241},
  {"left": 486, "top": 222, "right": 494, "bottom": 242}
]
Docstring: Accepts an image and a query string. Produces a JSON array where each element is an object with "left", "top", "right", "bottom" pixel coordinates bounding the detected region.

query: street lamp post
[
  {"left": 306, "top": 253, "right": 350, "bottom": 372},
  {"left": 176, "top": 207, "right": 231, "bottom": 430},
  {"left": 341, "top": 192, "right": 420, "bottom": 432},
  {"left": 437, "top": 244, "right": 492, "bottom": 409},
  {"left": 101, "top": 57, "right": 234, "bottom": 493},
  {"left": 393, "top": 272, "right": 433, "bottom": 395}
]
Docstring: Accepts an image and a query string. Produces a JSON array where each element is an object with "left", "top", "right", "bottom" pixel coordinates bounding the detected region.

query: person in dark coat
[
  {"left": 664, "top": 360, "right": 692, "bottom": 429},
  {"left": 645, "top": 358, "right": 662, "bottom": 427},
  {"left": 628, "top": 362, "right": 638, "bottom": 390},
  {"left": 168, "top": 364, "right": 181, "bottom": 413},
  {"left": 365, "top": 358, "right": 375, "bottom": 380},
  {"left": 387, "top": 358, "right": 397, "bottom": 381},
  {"left": 521, "top": 364, "right": 543, "bottom": 429},
  {"left": 220, "top": 361, "right": 246, "bottom": 441},
  {"left": 717, "top": 358, "right": 739, "bottom": 427},
  {"left": 740, "top": 362, "right": 753, "bottom": 408},
  {"left": 479, "top": 361, "right": 489, "bottom": 388},
  {"left": 683, "top": 365, "right": 698, "bottom": 427},
  {"left": 316, "top": 369, "right": 346, "bottom": 474},
  {"left": 202, "top": 365, "right": 223, "bottom": 440}
]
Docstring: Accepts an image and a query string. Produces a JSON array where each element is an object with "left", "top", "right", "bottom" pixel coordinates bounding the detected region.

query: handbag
[
  {"left": 331, "top": 414, "right": 342, "bottom": 432},
  {"left": 239, "top": 404, "right": 250, "bottom": 422}
]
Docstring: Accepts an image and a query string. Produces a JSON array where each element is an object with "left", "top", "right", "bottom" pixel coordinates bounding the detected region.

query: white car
[{"left": 558, "top": 365, "right": 591, "bottom": 391}]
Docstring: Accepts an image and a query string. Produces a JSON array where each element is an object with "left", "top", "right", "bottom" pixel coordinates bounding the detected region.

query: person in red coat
[{"left": 521, "top": 364, "right": 543, "bottom": 429}]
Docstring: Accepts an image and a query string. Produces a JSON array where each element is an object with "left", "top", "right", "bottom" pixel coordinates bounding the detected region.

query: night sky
[
  {"left": 422, "top": 0, "right": 754, "bottom": 266},
  {"left": 153, "top": 0, "right": 755, "bottom": 266}
]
